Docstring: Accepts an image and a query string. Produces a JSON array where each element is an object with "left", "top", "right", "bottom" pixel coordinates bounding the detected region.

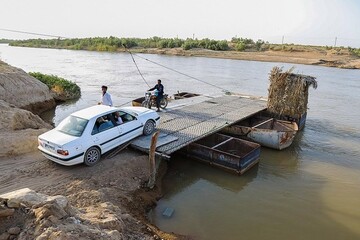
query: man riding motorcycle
[{"left": 148, "top": 79, "right": 164, "bottom": 112}]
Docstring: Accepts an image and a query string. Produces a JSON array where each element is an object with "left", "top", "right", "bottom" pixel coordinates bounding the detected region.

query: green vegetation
[
  {"left": 10, "top": 36, "right": 229, "bottom": 52},
  {"left": 235, "top": 42, "right": 246, "bottom": 51},
  {"left": 9, "top": 36, "right": 360, "bottom": 58},
  {"left": 182, "top": 38, "right": 229, "bottom": 51},
  {"left": 231, "top": 37, "right": 255, "bottom": 51},
  {"left": 349, "top": 47, "right": 360, "bottom": 57},
  {"left": 29, "top": 72, "right": 81, "bottom": 100},
  {"left": 0, "top": 39, "right": 13, "bottom": 44}
]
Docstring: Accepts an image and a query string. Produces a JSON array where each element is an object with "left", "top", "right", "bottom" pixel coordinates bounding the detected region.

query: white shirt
[
  {"left": 115, "top": 117, "right": 123, "bottom": 125},
  {"left": 101, "top": 92, "right": 113, "bottom": 106}
]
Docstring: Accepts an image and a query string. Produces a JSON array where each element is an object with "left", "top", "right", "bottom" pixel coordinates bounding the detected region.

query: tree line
[
  {"left": 8, "top": 36, "right": 360, "bottom": 56},
  {"left": 8, "top": 36, "right": 268, "bottom": 52}
]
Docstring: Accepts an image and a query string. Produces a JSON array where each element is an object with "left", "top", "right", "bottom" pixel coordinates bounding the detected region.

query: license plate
[{"left": 44, "top": 143, "right": 55, "bottom": 151}]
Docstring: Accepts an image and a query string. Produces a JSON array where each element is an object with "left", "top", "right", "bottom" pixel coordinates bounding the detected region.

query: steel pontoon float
[{"left": 181, "top": 133, "right": 260, "bottom": 174}]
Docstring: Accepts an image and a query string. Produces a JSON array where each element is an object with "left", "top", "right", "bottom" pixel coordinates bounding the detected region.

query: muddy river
[{"left": 1, "top": 44, "right": 359, "bottom": 240}]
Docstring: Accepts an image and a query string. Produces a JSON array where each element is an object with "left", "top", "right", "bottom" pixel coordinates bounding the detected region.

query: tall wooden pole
[{"left": 148, "top": 131, "right": 160, "bottom": 189}]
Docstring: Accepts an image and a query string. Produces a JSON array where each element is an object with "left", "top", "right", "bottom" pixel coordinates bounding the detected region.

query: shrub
[
  {"left": 349, "top": 48, "right": 360, "bottom": 57},
  {"left": 182, "top": 39, "right": 198, "bottom": 50},
  {"left": 235, "top": 42, "right": 246, "bottom": 51},
  {"left": 216, "top": 40, "right": 229, "bottom": 51},
  {"left": 29, "top": 72, "right": 81, "bottom": 100},
  {"left": 255, "top": 39, "right": 265, "bottom": 51},
  {"left": 231, "top": 37, "right": 254, "bottom": 45},
  {"left": 182, "top": 41, "right": 191, "bottom": 50},
  {"left": 121, "top": 39, "right": 137, "bottom": 48}
]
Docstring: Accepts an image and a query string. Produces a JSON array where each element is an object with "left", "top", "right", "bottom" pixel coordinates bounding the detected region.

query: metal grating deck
[{"left": 131, "top": 95, "right": 267, "bottom": 156}]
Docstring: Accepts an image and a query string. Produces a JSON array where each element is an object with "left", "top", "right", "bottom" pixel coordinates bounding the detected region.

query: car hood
[
  {"left": 122, "top": 107, "right": 153, "bottom": 116},
  {"left": 38, "top": 129, "right": 79, "bottom": 147}
]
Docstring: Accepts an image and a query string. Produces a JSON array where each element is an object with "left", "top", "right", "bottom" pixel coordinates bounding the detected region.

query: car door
[
  {"left": 116, "top": 111, "right": 143, "bottom": 143},
  {"left": 91, "top": 113, "right": 121, "bottom": 153}
]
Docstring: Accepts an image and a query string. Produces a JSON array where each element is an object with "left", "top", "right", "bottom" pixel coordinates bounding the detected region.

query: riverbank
[
  {"left": 0, "top": 151, "right": 184, "bottom": 239},
  {"left": 127, "top": 47, "right": 360, "bottom": 69},
  {"left": 0, "top": 61, "right": 183, "bottom": 239},
  {"left": 8, "top": 40, "right": 360, "bottom": 69},
  {"left": 0, "top": 127, "right": 182, "bottom": 239}
]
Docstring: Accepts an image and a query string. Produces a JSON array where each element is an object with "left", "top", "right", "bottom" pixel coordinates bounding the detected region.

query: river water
[{"left": 1, "top": 44, "right": 360, "bottom": 240}]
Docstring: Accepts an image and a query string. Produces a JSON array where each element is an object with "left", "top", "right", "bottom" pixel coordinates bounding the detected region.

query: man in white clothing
[{"left": 100, "top": 85, "right": 113, "bottom": 106}]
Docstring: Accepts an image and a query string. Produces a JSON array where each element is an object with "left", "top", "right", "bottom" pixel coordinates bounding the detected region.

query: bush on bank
[
  {"left": 29, "top": 72, "right": 81, "bottom": 101},
  {"left": 349, "top": 47, "right": 360, "bottom": 57}
]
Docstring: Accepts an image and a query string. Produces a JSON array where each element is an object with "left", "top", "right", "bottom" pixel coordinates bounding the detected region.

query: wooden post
[{"left": 148, "top": 131, "right": 160, "bottom": 189}]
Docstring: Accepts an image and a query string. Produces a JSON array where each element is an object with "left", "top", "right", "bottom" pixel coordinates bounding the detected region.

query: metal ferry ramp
[{"left": 131, "top": 95, "right": 267, "bottom": 158}]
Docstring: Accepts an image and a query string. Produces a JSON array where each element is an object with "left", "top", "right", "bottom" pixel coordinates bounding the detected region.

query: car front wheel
[
  {"left": 84, "top": 147, "right": 101, "bottom": 166},
  {"left": 143, "top": 120, "right": 155, "bottom": 136}
]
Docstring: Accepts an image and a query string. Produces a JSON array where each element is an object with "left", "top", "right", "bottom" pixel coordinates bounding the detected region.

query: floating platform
[
  {"left": 132, "top": 96, "right": 145, "bottom": 107},
  {"left": 181, "top": 133, "right": 261, "bottom": 174},
  {"left": 131, "top": 95, "right": 266, "bottom": 158},
  {"left": 173, "top": 92, "right": 200, "bottom": 100}
]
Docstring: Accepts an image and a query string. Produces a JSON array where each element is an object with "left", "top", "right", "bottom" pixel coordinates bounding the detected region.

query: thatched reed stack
[{"left": 267, "top": 67, "right": 317, "bottom": 118}]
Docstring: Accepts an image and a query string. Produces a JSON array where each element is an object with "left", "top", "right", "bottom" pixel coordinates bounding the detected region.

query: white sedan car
[{"left": 38, "top": 105, "right": 160, "bottom": 166}]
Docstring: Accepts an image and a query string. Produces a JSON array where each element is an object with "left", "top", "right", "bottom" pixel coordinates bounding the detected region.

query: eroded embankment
[
  {"left": 0, "top": 149, "right": 186, "bottom": 239},
  {"left": 0, "top": 60, "right": 184, "bottom": 239}
]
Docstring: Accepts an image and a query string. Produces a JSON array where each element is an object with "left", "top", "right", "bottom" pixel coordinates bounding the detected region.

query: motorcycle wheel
[
  {"left": 160, "top": 98, "right": 168, "bottom": 109},
  {"left": 142, "top": 100, "right": 151, "bottom": 109}
]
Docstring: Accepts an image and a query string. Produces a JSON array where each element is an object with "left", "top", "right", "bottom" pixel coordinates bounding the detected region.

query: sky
[{"left": 1, "top": 0, "right": 360, "bottom": 47}]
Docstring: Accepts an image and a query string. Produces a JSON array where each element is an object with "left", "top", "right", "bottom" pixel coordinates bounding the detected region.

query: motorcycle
[{"left": 141, "top": 91, "right": 168, "bottom": 109}]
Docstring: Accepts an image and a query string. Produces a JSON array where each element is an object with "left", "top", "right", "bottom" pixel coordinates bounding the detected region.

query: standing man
[
  {"left": 148, "top": 79, "right": 164, "bottom": 112},
  {"left": 100, "top": 85, "right": 113, "bottom": 107}
]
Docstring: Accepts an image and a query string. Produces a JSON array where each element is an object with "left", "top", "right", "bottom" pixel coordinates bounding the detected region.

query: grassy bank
[
  {"left": 10, "top": 36, "right": 360, "bottom": 55},
  {"left": 9, "top": 37, "right": 360, "bottom": 69},
  {"left": 29, "top": 72, "right": 81, "bottom": 101}
]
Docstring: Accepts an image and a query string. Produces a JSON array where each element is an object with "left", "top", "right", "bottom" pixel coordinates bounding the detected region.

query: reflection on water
[
  {"left": 1, "top": 44, "right": 360, "bottom": 240},
  {"left": 150, "top": 147, "right": 360, "bottom": 240},
  {"left": 40, "top": 98, "right": 80, "bottom": 125},
  {"left": 164, "top": 154, "right": 259, "bottom": 194}
]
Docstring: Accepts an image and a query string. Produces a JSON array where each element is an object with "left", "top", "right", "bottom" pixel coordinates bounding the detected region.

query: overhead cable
[
  {"left": 0, "top": 28, "right": 67, "bottom": 39},
  {"left": 132, "top": 53, "right": 229, "bottom": 92},
  {"left": 126, "top": 50, "right": 151, "bottom": 88}
]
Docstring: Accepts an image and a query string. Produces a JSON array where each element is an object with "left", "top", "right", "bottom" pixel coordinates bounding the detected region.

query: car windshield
[{"left": 57, "top": 116, "right": 88, "bottom": 137}]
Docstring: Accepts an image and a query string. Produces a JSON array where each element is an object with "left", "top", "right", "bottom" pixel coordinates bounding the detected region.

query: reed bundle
[{"left": 267, "top": 67, "right": 317, "bottom": 118}]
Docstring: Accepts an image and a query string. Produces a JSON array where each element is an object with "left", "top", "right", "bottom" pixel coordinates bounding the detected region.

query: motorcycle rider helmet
[{"left": 154, "top": 89, "right": 159, "bottom": 96}]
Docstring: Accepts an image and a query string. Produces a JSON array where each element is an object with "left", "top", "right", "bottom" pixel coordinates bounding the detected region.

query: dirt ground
[
  {"left": 0, "top": 148, "right": 186, "bottom": 239},
  {"left": 0, "top": 59, "right": 189, "bottom": 239}
]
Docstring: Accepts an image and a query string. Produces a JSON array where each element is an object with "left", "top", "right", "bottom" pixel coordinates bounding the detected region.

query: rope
[
  {"left": 132, "top": 53, "right": 229, "bottom": 92},
  {"left": 116, "top": 100, "right": 133, "bottom": 107},
  {"left": 0, "top": 28, "right": 66, "bottom": 39},
  {"left": 124, "top": 48, "right": 151, "bottom": 88}
]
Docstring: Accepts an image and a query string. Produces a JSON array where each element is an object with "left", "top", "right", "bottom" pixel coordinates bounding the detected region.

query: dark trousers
[{"left": 156, "top": 94, "right": 163, "bottom": 109}]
